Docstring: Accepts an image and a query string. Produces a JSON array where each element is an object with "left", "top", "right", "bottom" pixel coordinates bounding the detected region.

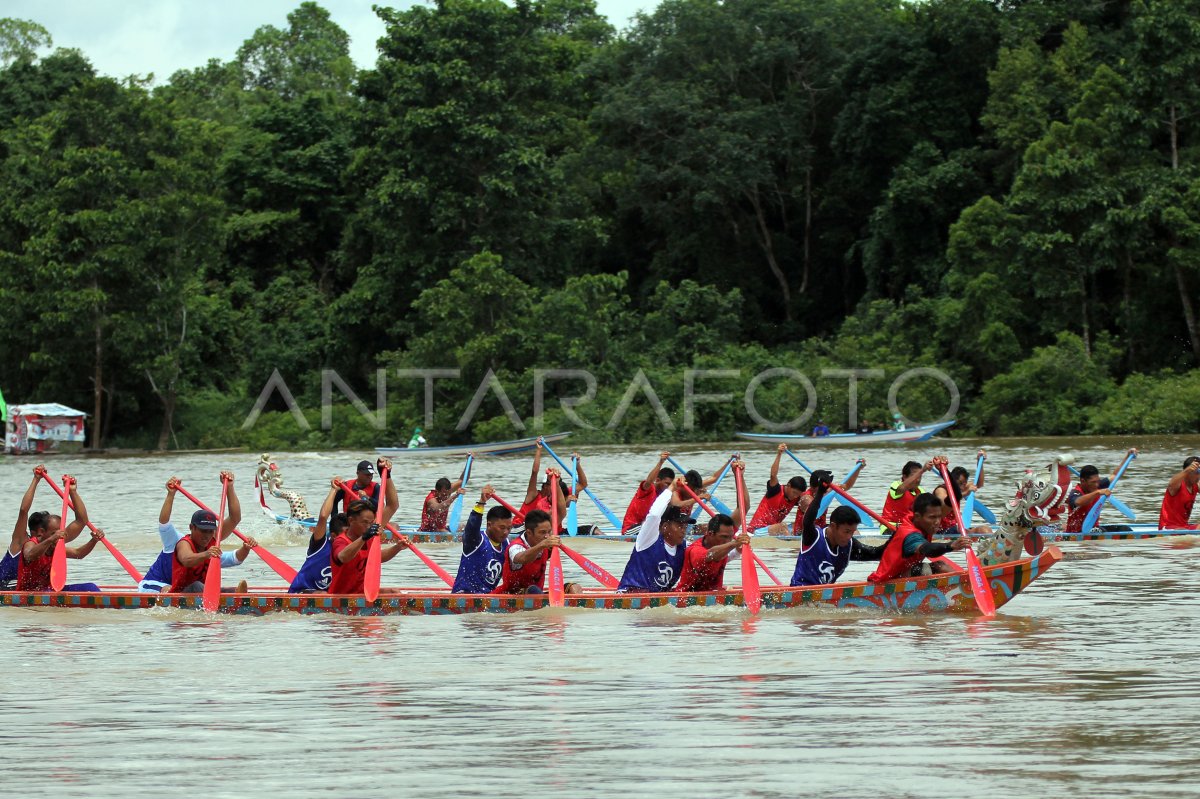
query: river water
[{"left": 2, "top": 438, "right": 1199, "bottom": 798}]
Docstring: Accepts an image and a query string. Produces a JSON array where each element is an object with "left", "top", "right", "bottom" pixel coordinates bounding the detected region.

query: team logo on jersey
[
  {"left": 317, "top": 566, "right": 332, "bottom": 590},
  {"left": 655, "top": 561, "right": 675, "bottom": 588},
  {"left": 818, "top": 561, "right": 836, "bottom": 584},
  {"left": 486, "top": 560, "right": 503, "bottom": 586}
]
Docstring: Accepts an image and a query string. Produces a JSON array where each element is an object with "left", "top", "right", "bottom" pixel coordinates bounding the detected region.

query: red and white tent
[{"left": 4, "top": 403, "right": 87, "bottom": 454}]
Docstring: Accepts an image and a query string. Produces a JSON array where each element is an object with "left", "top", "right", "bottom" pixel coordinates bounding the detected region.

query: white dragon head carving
[{"left": 976, "top": 454, "right": 1073, "bottom": 565}]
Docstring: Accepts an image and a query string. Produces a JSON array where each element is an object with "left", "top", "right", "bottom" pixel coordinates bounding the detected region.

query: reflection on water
[{"left": 3, "top": 443, "right": 1200, "bottom": 797}]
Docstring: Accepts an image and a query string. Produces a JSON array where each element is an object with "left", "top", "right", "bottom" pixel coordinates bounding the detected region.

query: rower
[
  {"left": 931, "top": 456, "right": 977, "bottom": 535},
  {"left": 452, "top": 486, "right": 511, "bottom": 594},
  {"left": 1159, "top": 455, "right": 1199, "bottom": 530},
  {"left": 328, "top": 499, "right": 412, "bottom": 594},
  {"left": 333, "top": 458, "right": 397, "bottom": 518},
  {"left": 140, "top": 474, "right": 254, "bottom": 592},
  {"left": 791, "top": 471, "right": 884, "bottom": 586},
  {"left": 621, "top": 451, "right": 674, "bottom": 533},
  {"left": 494, "top": 509, "right": 582, "bottom": 595},
  {"left": 880, "top": 459, "right": 931, "bottom": 533},
  {"left": 747, "top": 444, "right": 806, "bottom": 534},
  {"left": 5, "top": 467, "right": 79, "bottom": 590},
  {"left": 677, "top": 513, "right": 747, "bottom": 592},
  {"left": 868, "top": 493, "right": 971, "bottom": 583},
  {"left": 420, "top": 476, "right": 466, "bottom": 532},
  {"left": 1064, "top": 451, "right": 1134, "bottom": 532},
  {"left": 16, "top": 474, "right": 102, "bottom": 592},
  {"left": 616, "top": 485, "right": 693, "bottom": 592},
  {"left": 790, "top": 459, "right": 864, "bottom": 534},
  {"left": 288, "top": 479, "right": 346, "bottom": 593},
  {"left": 168, "top": 476, "right": 257, "bottom": 593},
  {"left": 516, "top": 444, "right": 584, "bottom": 531}
]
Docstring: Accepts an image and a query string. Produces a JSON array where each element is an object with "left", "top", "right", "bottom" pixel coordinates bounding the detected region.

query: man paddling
[
  {"left": 493, "top": 508, "right": 582, "bottom": 595},
  {"left": 333, "top": 458, "right": 397, "bottom": 518},
  {"left": 288, "top": 479, "right": 346, "bottom": 593},
  {"left": 791, "top": 472, "right": 885, "bottom": 586},
  {"left": 4, "top": 467, "right": 84, "bottom": 590},
  {"left": 617, "top": 486, "right": 693, "bottom": 592},
  {"left": 868, "top": 493, "right": 971, "bottom": 583},
  {"left": 677, "top": 513, "right": 748, "bottom": 592},
  {"left": 789, "top": 459, "right": 865, "bottom": 534},
  {"left": 1159, "top": 456, "right": 1199, "bottom": 530},
  {"left": 168, "top": 476, "right": 257, "bottom": 593},
  {"left": 517, "top": 445, "right": 587, "bottom": 531},
  {"left": 421, "top": 476, "right": 466, "bottom": 532},
  {"left": 140, "top": 474, "right": 255, "bottom": 593},
  {"left": 452, "top": 485, "right": 512, "bottom": 594},
  {"left": 328, "top": 499, "right": 412, "bottom": 594},
  {"left": 621, "top": 452, "right": 674, "bottom": 533},
  {"left": 748, "top": 444, "right": 807, "bottom": 534},
  {"left": 880, "top": 459, "right": 932, "bottom": 533},
  {"left": 1064, "top": 451, "right": 1134, "bottom": 533},
  {"left": 17, "top": 475, "right": 104, "bottom": 592}
]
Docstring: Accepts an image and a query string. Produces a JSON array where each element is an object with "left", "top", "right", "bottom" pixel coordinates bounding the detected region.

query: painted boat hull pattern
[
  {"left": 0, "top": 547, "right": 1061, "bottom": 617},
  {"left": 736, "top": 421, "right": 955, "bottom": 446}
]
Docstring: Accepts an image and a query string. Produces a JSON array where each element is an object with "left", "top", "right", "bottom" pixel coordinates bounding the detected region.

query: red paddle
[
  {"left": 490, "top": 492, "right": 617, "bottom": 588},
  {"left": 547, "top": 472, "right": 566, "bottom": 606},
  {"left": 676, "top": 479, "right": 783, "bottom": 586},
  {"left": 732, "top": 467, "right": 762, "bottom": 614},
  {"left": 202, "top": 476, "right": 229, "bottom": 612},
  {"left": 336, "top": 479, "right": 454, "bottom": 587},
  {"left": 37, "top": 472, "right": 142, "bottom": 582},
  {"left": 363, "top": 466, "right": 389, "bottom": 601},
  {"left": 50, "top": 475, "right": 72, "bottom": 591},
  {"left": 938, "top": 464, "right": 996, "bottom": 617},
  {"left": 175, "top": 484, "right": 298, "bottom": 583}
]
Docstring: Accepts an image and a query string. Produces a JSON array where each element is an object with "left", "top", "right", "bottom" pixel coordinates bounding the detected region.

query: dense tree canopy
[{"left": 0, "top": 0, "right": 1197, "bottom": 449}]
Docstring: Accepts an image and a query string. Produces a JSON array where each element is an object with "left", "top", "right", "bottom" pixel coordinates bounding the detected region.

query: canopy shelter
[{"left": 4, "top": 403, "right": 87, "bottom": 454}]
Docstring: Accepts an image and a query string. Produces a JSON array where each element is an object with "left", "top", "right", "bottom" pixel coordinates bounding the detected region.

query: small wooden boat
[
  {"left": 736, "top": 421, "right": 955, "bottom": 446},
  {"left": 0, "top": 547, "right": 1060, "bottom": 616},
  {"left": 375, "top": 432, "right": 571, "bottom": 458}
]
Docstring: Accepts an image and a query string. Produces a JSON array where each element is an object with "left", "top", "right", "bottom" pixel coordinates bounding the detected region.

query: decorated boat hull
[
  {"left": 736, "top": 421, "right": 955, "bottom": 446},
  {"left": 0, "top": 547, "right": 1060, "bottom": 616},
  {"left": 374, "top": 431, "right": 571, "bottom": 458}
]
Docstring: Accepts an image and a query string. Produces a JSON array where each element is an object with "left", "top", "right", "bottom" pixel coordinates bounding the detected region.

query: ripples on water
[{"left": 3, "top": 441, "right": 1200, "bottom": 798}]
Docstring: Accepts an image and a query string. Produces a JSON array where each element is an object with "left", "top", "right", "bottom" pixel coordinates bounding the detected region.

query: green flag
[{"left": 0, "top": 386, "right": 6, "bottom": 423}]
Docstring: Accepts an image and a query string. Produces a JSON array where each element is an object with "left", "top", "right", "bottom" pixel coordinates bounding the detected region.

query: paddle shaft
[
  {"left": 174, "top": 485, "right": 299, "bottom": 584},
  {"left": 541, "top": 441, "right": 622, "bottom": 528},
  {"left": 1081, "top": 451, "right": 1138, "bottom": 532},
  {"left": 938, "top": 463, "right": 996, "bottom": 617},
  {"left": 547, "top": 471, "right": 565, "bottom": 605},
  {"left": 335, "top": 479, "right": 454, "bottom": 587},
  {"left": 202, "top": 478, "right": 229, "bottom": 612},
  {"left": 960, "top": 453, "right": 984, "bottom": 523},
  {"left": 38, "top": 472, "right": 142, "bottom": 582},
  {"left": 490, "top": 492, "right": 618, "bottom": 588},
  {"left": 50, "top": 476, "right": 71, "bottom": 591},
  {"left": 446, "top": 454, "right": 473, "bottom": 533},
  {"left": 732, "top": 467, "right": 762, "bottom": 614}
]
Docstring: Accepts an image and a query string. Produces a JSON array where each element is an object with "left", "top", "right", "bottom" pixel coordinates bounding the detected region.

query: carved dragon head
[
  {"left": 256, "top": 453, "right": 283, "bottom": 490},
  {"left": 1003, "top": 454, "right": 1073, "bottom": 527}
]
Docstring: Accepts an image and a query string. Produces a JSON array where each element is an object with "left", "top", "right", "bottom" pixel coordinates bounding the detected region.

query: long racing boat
[
  {"left": 736, "top": 421, "right": 955, "bottom": 446},
  {"left": 0, "top": 547, "right": 1061, "bottom": 617}
]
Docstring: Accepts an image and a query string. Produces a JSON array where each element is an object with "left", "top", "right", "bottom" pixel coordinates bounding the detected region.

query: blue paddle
[
  {"left": 792, "top": 452, "right": 873, "bottom": 525},
  {"left": 446, "top": 454, "right": 472, "bottom": 532},
  {"left": 1068, "top": 465, "right": 1136, "bottom": 521},
  {"left": 666, "top": 455, "right": 735, "bottom": 516},
  {"left": 1080, "top": 451, "right": 1138, "bottom": 533},
  {"left": 566, "top": 455, "right": 579, "bottom": 536},
  {"left": 782, "top": 449, "right": 815, "bottom": 474},
  {"left": 542, "top": 441, "right": 622, "bottom": 530},
  {"left": 959, "top": 452, "right": 984, "bottom": 525},
  {"left": 817, "top": 460, "right": 864, "bottom": 516}
]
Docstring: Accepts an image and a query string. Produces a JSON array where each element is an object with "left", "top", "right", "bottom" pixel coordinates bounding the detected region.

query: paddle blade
[
  {"left": 963, "top": 547, "right": 996, "bottom": 617},
  {"left": 975, "top": 501, "right": 997, "bottom": 525},
  {"left": 561, "top": 544, "right": 619, "bottom": 588},
  {"left": 548, "top": 548, "right": 565, "bottom": 607},
  {"left": 1109, "top": 495, "right": 1137, "bottom": 521},
  {"left": 742, "top": 545, "right": 762, "bottom": 614},
  {"left": 203, "top": 557, "right": 221, "bottom": 612},
  {"left": 1080, "top": 498, "right": 1106, "bottom": 534},
  {"left": 364, "top": 537, "right": 382, "bottom": 601},
  {"left": 50, "top": 540, "right": 67, "bottom": 591}
]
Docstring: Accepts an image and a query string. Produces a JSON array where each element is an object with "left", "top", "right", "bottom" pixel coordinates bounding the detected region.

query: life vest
[
  {"left": 868, "top": 521, "right": 931, "bottom": 583},
  {"left": 328, "top": 533, "right": 370, "bottom": 594},
  {"left": 1159, "top": 480, "right": 1198, "bottom": 530},
  {"left": 790, "top": 489, "right": 827, "bottom": 533},
  {"left": 1064, "top": 482, "right": 1102, "bottom": 533},
  {"left": 677, "top": 538, "right": 729, "bottom": 592},
  {"left": 421, "top": 490, "right": 449, "bottom": 532},
  {"left": 494, "top": 533, "right": 549, "bottom": 594},
  {"left": 881, "top": 480, "right": 919, "bottom": 530},
  {"left": 170, "top": 534, "right": 215, "bottom": 591},
  {"left": 336, "top": 481, "right": 380, "bottom": 515},
  {"left": 622, "top": 483, "right": 661, "bottom": 533},
  {"left": 16, "top": 540, "right": 53, "bottom": 591}
]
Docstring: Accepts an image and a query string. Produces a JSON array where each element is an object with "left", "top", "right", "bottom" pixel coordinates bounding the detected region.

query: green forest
[{"left": 0, "top": 0, "right": 1198, "bottom": 450}]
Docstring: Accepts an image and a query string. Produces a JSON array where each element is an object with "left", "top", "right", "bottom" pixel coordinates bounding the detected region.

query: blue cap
[{"left": 191, "top": 509, "right": 219, "bottom": 531}]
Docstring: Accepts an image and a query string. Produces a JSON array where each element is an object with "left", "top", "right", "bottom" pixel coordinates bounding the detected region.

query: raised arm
[
  {"left": 379, "top": 458, "right": 398, "bottom": 525},
  {"left": 524, "top": 444, "right": 543, "bottom": 505},
  {"left": 769, "top": 444, "right": 785, "bottom": 487},
  {"left": 12, "top": 468, "right": 42, "bottom": 553},
  {"left": 898, "top": 459, "right": 932, "bottom": 493},
  {"left": 802, "top": 474, "right": 829, "bottom": 548},
  {"left": 643, "top": 452, "right": 669, "bottom": 490},
  {"left": 160, "top": 476, "right": 180, "bottom": 525},
  {"left": 67, "top": 528, "right": 104, "bottom": 560},
  {"left": 63, "top": 476, "right": 88, "bottom": 541},
  {"left": 1167, "top": 460, "right": 1200, "bottom": 495},
  {"left": 573, "top": 455, "right": 588, "bottom": 493},
  {"left": 220, "top": 471, "right": 241, "bottom": 540},
  {"left": 315, "top": 480, "right": 340, "bottom": 541},
  {"left": 844, "top": 459, "right": 865, "bottom": 491},
  {"left": 975, "top": 450, "right": 986, "bottom": 489}
]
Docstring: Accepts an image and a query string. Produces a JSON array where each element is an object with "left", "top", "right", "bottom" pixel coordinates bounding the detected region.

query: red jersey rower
[
  {"left": 333, "top": 458, "right": 398, "bottom": 519},
  {"left": 494, "top": 508, "right": 582, "bottom": 595},
  {"left": 169, "top": 474, "right": 257, "bottom": 593},
  {"left": 16, "top": 474, "right": 103, "bottom": 592},
  {"left": 748, "top": 444, "right": 807, "bottom": 534},
  {"left": 790, "top": 459, "right": 865, "bottom": 533},
  {"left": 677, "top": 512, "right": 749, "bottom": 592},
  {"left": 868, "top": 493, "right": 972, "bottom": 583},
  {"left": 880, "top": 459, "right": 932, "bottom": 533},
  {"left": 621, "top": 451, "right": 675, "bottom": 533},
  {"left": 328, "top": 499, "right": 412, "bottom": 594},
  {"left": 1064, "top": 451, "right": 1133, "bottom": 532},
  {"left": 1159, "top": 456, "right": 1199, "bottom": 530},
  {"left": 420, "top": 476, "right": 466, "bottom": 532}
]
